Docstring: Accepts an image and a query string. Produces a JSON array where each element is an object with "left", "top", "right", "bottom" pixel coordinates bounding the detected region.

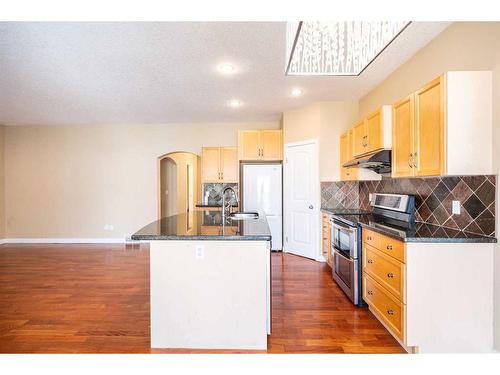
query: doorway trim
[{"left": 283, "top": 139, "right": 322, "bottom": 261}]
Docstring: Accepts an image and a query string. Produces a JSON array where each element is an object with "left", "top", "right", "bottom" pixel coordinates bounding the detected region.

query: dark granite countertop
[
  {"left": 328, "top": 211, "right": 497, "bottom": 243},
  {"left": 196, "top": 203, "right": 238, "bottom": 208},
  {"left": 321, "top": 208, "right": 371, "bottom": 215},
  {"left": 131, "top": 210, "right": 271, "bottom": 241},
  {"left": 323, "top": 207, "right": 496, "bottom": 243}
]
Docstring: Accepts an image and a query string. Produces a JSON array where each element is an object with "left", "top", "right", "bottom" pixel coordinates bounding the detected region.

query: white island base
[{"left": 150, "top": 240, "right": 271, "bottom": 350}]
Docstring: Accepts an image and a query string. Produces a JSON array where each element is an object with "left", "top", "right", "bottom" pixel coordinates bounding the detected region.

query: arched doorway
[{"left": 157, "top": 152, "right": 200, "bottom": 219}]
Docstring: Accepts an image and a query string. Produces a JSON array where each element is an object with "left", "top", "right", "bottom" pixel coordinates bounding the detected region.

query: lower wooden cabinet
[
  {"left": 321, "top": 213, "right": 332, "bottom": 267},
  {"left": 362, "top": 228, "right": 406, "bottom": 343},
  {"left": 363, "top": 274, "right": 406, "bottom": 341},
  {"left": 362, "top": 228, "right": 494, "bottom": 353}
]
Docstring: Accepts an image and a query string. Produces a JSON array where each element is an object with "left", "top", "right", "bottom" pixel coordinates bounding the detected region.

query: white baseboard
[{"left": 1, "top": 238, "right": 126, "bottom": 244}]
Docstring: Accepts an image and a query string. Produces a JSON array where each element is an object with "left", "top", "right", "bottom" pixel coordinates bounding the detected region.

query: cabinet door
[
  {"left": 392, "top": 95, "right": 415, "bottom": 178},
  {"left": 220, "top": 147, "right": 239, "bottom": 183},
  {"left": 238, "top": 130, "right": 261, "bottom": 160},
  {"left": 261, "top": 130, "right": 282, "bottom": 160},
  {"left": 365, "top": 109, "right": 383, "bottom": 153},
  {"left": 352, "top": 120, "right": 367, "bottom": 157},
  {"left": 201, "top": 147, "right": 221, "bottom": 182},
  {"left": 347, "top": 130, "right": 358, "bottom": 181},
  {"left": 414, "top": 76, "right": 445, "bottom": 176},
  {"left": 340, "top": 132, "right": 349, "bottom": 181}
]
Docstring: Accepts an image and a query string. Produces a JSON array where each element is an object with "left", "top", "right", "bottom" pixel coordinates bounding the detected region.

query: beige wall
[
  {"left": 360, "top": 21, "right": 500, "bottom": 351},
  {"left": 0, "top": 125, "right": 4, "bottom": 239},
  {"left": 359, "top": 22, "right": 500, "bottom": 116},
  {"left": 493, "top": 36, "right": 500, "bottom": 353},
  {"left": 283, "top": 101, "right": 359, "bottom": 181},
  {"left": 3, "top": 122, "right": 279, "bottom": 239}
]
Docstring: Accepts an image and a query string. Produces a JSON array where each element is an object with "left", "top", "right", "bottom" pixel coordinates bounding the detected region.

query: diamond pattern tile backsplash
[
  {"left": 321, "top": 175, "right": 496, "bottom": 236},
  {"left": 202, "top": 183, "right": 239, "bottom": 206}
]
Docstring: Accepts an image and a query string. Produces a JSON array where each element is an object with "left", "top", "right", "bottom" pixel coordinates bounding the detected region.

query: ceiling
[{"left": 0, "top": 22, "right": 450, "bottom": 125}]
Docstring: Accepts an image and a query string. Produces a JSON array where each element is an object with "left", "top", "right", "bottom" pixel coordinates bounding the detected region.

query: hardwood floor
[{"left": 0, "top": 244, "right": 404, "bottom": 353}]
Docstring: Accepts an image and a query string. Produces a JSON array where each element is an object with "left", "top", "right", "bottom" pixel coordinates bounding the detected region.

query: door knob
[{"left": 309, "top": 205, "right": 314, "bottom": 209}]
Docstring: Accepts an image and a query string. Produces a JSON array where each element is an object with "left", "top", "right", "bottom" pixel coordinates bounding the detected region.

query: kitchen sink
[{"left": 228, "top": 212, "right": 259, "bottom": 220}]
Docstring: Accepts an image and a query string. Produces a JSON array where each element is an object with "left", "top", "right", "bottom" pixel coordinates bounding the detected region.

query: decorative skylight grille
[{"left": 286, "top": 21, "right": 411, "bottom": 76}]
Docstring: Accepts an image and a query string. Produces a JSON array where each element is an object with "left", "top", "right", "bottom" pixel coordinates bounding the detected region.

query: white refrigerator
[{"left": 242, "top": 164, "right": 282, "bottom": 250}]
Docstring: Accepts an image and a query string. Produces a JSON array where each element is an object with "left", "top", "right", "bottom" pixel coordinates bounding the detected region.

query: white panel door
[{"left": 284, "top": 141, "right": 319, "bottom": 259}]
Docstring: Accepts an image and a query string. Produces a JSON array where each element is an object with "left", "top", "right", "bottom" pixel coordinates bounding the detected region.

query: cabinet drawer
[
  {"left": 362, "top": 229, "right": 380, "bottom": 248},
  {"left": 363, "top": 245, "right": 405, "bottom": 302},
  {"left": 363, "top": 229, "right": 405, "bottom": 263},
  {"left": 363, "top": 274, "right": 405, "bottom": 341}
]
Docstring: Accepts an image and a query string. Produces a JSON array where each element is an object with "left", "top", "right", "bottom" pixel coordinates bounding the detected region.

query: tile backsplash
[
  {"left": 202, "top": 183, "right": 239, "bottom": 206},
  {"left": 321, "top": 175, "right": 496, "bottom": 236}
]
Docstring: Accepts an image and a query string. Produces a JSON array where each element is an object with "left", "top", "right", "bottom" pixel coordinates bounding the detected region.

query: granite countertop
[
  {"left": 321, "top": 208, "right": 371, "bottom": 215},
  {"left": 196, "top": 203, "right": 238, "bottom": 208},
  {"left": 131, "top": 210, "right": 271, "bottom": 241},
  {"left": 358, "top": 220, "right": 497, "bottom": 243},
  {"left": 323, "top": 208, "right": 497, "bottom": 243}
]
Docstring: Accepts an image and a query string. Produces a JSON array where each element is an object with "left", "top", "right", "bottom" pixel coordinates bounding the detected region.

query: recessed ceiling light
[
  {"left": 228, "top": 99, "right": 242, "bottom": 108},
  {"left": 290, "top": 88, "right": 303, "bottom": 97},
  {"left": 218, "top": 63, "right": 236, "bottom": 75}
]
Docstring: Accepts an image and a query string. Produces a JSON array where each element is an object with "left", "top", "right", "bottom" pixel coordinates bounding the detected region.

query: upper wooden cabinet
[
  {"left": 201, "top": 147, "right": 238, "bottom": 183},
  {"left": 238, "top": 129, "right": 283, "bottom": 161},
  {"left": 392, "top": 95, "right": 415, "bottom": 178},
  {"left": 340, "top": 130, "right": 358, "bottom": 181},
  {"left": 352, "top": 106, "right": 392, "bottom": 158},
  {"left": 352, "top": 120, "right": 366, "bottom": 157},
  {"left": 391, "top": 71, "right": 492, "bottom": 178},
  {"left": 414, "top": 77, "right": 444, "bottom": 176}
]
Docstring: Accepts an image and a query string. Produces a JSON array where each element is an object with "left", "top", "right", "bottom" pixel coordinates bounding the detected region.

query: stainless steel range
[{"left": 330, "top": 193, "right": 415, "bottom": 306}]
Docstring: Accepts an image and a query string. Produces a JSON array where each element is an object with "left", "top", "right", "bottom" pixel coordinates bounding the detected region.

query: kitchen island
[{"left": 131, "top": 210, "right": 272, "bottom": 350}]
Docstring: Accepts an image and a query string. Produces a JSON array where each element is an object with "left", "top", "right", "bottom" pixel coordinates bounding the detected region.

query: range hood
[{"left": 343, "top": 149, "right": 391, "bottom": 174}]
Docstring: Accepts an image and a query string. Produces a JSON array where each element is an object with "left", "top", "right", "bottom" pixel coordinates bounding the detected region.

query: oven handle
[
  {"left": 333, "top": 247, "right": 353, "bottom": 261},
  {"left": 331, "top": 221, "right": 356, "bottom": 233}
]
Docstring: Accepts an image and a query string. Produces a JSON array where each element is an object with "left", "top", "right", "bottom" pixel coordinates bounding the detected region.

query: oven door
[
  {"left": 332, "top": 249, "right": 359, "bottom": 305},
  {"left": 331, "top": 220, "right": 359, "bottom": 259}
]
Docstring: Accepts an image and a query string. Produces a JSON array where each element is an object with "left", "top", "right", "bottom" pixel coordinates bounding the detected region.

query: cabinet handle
[
  {"left": 221, "top": 172, "right": 223, "bottom": 180},
  {"left": 408, "top": 153, "right": 413, "bottom": 168},
  {"left": 413, "top": 152, "right": 418, "bottom": 169},
  {"left": 387, "top": 272, "right": 394, "bottom": 278},
  {"left": 367, "top": 236, "right": 372, "bottom": 240},
  {"left": 367, "top": 259, "right": 374, "bottom": 264},
  {"left": 387, "top": 309, "right": 394, "bottom": 315},
  {"left": 386, "top": 245, "right": 393, "bottom": 250},
  {"left": 261, "top": 148, "right": 264, "bottom": 157},
  {"left": 367, "top": 290, "right": 373, "bottom": 295}
]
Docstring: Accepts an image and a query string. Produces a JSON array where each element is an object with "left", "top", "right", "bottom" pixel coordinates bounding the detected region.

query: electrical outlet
[
  {"left": 195, "top": 245, "right": 204, "bottom": 259},
  {"left": 104, "top": 224, "right": 114, "bottom": 231},
  {"left": 452, "top": 201, "right": 461, "bottom": 215}
]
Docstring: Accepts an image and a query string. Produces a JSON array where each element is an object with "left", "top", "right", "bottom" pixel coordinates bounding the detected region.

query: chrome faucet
[{"left": 221, "top": 186, "right": 239, "bottom": 224}]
